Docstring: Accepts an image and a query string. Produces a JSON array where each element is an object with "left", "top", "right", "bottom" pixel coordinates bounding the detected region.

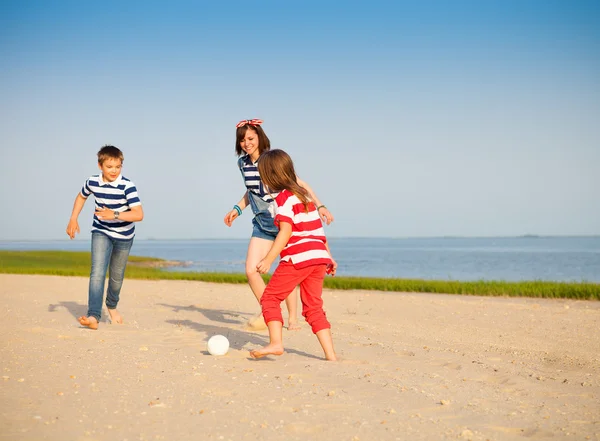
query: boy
[{"left": 66, "top": 145, "right": 144, "bottom": 329}]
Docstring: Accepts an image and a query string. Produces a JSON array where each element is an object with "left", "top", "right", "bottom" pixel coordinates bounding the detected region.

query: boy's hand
[
  {"left": 94, "top": 207, "right": 115, "bottom": 220},
  {"left": 256, "top": 259, "right": 272, "bottom": 274},
  {"left": 66, "top": 220, "right": 80, "bottom": 239},
  {"left": 224, "top": 209, "right": 239, "bottom": 227}
]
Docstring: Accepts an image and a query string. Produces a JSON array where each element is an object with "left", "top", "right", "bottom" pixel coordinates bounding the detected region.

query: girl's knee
[
  {"left": 245, "top": 259, "right": 260, "bottom": 276},
  {"left": 245, "top": 266, "right": 259, "bottom": 279}
]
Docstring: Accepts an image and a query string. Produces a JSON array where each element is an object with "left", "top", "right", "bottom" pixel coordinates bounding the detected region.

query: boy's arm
[
  {"left": 296, "top": 176, "right": 334, "bottom": 225},
  {"left": 256, "top": 222, "right": 293, "bottom": 274},
  {"left": 95, "top": 205, "right": 144, "bottom": 222},
  {"left": 66, "top": 194, "right": 87, "bottom": 239}
]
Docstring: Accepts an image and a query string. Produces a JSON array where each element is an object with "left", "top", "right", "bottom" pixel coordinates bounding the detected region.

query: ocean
[{"left": 1, "top": 236, "right": 599, "bottom": 283}]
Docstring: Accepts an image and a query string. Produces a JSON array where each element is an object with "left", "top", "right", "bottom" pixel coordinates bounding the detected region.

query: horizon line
[{"left": 2, "top": 234, "right": 600, "bottom": 242}]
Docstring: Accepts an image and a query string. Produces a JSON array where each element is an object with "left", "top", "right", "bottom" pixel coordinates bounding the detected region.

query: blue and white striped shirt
[
  {"left": 237, "top": 155, "right": 280, "bottom": 234},
  {"left": 81, "top": 174, "right": 142, "bottom": 240},
  {"left": 239, "top": 155, "right": 276, "bottom": 203}
]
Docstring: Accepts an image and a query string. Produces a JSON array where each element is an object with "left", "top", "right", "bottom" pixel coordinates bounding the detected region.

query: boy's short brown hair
[{"left": 97, "top": 145, "right": 124, "bottom": 165}]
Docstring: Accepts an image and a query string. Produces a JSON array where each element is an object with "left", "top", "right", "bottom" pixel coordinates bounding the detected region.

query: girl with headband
[{"left": 223, "top": 119, "right": 334, "bottom": 331}]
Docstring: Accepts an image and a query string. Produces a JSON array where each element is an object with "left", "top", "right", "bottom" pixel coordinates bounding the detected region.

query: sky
[{"left": 1, "top": 0, "right": 599, "bottom": 240}]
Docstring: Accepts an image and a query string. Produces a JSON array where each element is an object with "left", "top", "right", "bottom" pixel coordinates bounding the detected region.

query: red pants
[{"left": 261, "top": 262, "right": 330, "bottom": 334}]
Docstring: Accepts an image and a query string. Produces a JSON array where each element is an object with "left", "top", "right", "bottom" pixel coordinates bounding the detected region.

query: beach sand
[{"left": 0, "top": 274, "right": 599, "bottom": 441}]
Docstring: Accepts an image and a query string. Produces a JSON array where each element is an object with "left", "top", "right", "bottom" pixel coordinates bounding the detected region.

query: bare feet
[
  {"left": 287, "top": 320, "right": 302, "bottom": 331},
  {"left": 78, "top": 316, "right": 99, "bottom": 330},
  {"left": 107, "top": 308, "right": 123, "bottom": 324},
  {"left": 246, "top": 312, "right": 267, "bottom": 331},
  {"left": 249, "top": 344, "right": 284, "bottom": 359}
]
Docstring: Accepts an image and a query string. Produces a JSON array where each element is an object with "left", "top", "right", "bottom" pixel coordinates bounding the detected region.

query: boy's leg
[
  {"left": 105, "top": 237, "right": 134, "bottom": 324},
  {"left": 299, "top": 265, "right": 336, "bottom": 360},
  {"left": 80, "top": 232, "right": 112, "bottom": 329}
]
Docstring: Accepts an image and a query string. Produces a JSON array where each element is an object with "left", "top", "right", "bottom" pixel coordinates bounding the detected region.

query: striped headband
[{"left": 236, "top": 119, "right": 263, "bottom": 128}]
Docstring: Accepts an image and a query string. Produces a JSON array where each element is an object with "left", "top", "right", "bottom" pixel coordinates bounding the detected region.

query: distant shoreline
[
  {"left": 1, "top": 235, "right": 600, "bottom": 242},
  {"left": 1, "top": 250, "right": 598, "bottom": 300}
]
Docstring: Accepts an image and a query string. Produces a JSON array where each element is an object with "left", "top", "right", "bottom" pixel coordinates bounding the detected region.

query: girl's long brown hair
[{"left": 257, "top": 149, "right": 310, "bottom": 212}]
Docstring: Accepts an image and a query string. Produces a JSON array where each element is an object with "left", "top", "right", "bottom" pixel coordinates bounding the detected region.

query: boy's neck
[{"left": 101, "top": 173, "right": 120, "bottom": 183}]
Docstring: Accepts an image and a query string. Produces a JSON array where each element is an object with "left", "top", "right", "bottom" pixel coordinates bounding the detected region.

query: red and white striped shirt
[{"left": 274, "top": 189, "right": 332, "bottom": 269}]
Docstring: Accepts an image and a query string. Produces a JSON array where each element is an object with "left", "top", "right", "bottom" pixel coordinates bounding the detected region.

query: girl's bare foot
[
  {"left": 78, "top": 316, "right": 98, "bottom": 330},
  {"left": 249, "top": 344, "right": 284, "bottom": 359},
  {"left": 287, "top": 320, "right": 301, "bottom": 331},
  {"left": 107, "top": 309, "right": 123, "bottom": 324}
]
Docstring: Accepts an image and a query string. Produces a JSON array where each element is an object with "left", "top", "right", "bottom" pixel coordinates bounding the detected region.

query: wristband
[
  {"left": 317, "top": 205, "right": 326, "bottom": 211},
  {"left": 233, "top": 205, "right": 242, "bottom": 216}
]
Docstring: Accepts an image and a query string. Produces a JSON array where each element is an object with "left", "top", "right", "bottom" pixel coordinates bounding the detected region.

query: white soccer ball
[{"left": 207, "top": 334, "right": 229, "bottom": 356}]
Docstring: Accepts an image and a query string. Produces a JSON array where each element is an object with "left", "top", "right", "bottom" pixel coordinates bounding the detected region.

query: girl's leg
[
  {"left": 316, "top": 329, "right": 337, "bottom": 361},
  {"left": 245, "top": 237, "right": 273, "bottom": 303},
  {"left": 245, "top": 237, "right": 274, "bottom": 329},
  {"left": 105, "top": 237, "right": 134, "bottom": 324},
  {"left": 250, "top": 262, "right": 303, "bottom": 358},
  {"left": 250, "top": 321, "right": 284, "bottom": 358},
  {"left": 245, "top": 237, "right": 299, "bottom": 330},
  {"left": 286, "top": 287, "right": 301, "bottom": 330},
  {"left": 299, "top": 265, "right": 336, "bottom": 360}
]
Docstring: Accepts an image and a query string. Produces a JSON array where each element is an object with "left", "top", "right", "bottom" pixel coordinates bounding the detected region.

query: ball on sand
[{"left": 207, "top": 335, "right": 229, "bottom": 356}]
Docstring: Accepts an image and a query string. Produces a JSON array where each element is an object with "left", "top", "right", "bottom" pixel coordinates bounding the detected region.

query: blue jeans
[{"left": 88, "top": 231, "right": 134, "bottom": 321}]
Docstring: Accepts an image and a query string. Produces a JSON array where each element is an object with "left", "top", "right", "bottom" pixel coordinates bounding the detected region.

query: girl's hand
[
  {"left": 224, "top": 209, "right": 239, "bottom": 227},
  {"left": 318, "top": 207, "right": 334, "bottom": 225},
  {"left": 256, "top": 259, "right": 272, "bottom": 274},
  {"left": 66, "top": 219, "right": 80, "bottom": 239},
  {"left": 326, "top": 258, "right": 338, "bottom": 276}
]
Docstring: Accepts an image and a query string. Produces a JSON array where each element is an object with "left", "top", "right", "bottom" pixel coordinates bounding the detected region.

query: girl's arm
[
  {"left": 224, "top": 191, "right": 250, "bottom": 227},
  {"left": 296, "top": 177, "right": 334, "bottom": 225},
  {"left": 325, "top": 242, "right": 337, "bottom": 276},
  {"left": 66, "top": 194, "right": 87, "bottom": 239},
  {"left": 256, "top": 222, "right": 293, "bottom": 274}
]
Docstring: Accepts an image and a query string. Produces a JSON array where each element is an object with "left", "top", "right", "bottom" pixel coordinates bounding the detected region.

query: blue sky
[{"left": 1, "top": 0, "right": 599, "bottom": 240}]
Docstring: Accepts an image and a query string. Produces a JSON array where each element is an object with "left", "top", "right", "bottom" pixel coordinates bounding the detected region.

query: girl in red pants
[{"left": 250, "top": 149, "right": 338, "bottom": 361}]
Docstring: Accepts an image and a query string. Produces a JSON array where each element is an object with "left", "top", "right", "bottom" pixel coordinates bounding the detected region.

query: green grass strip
[{"left": 1, "top": 250, "right": 598, "bottom": 300}]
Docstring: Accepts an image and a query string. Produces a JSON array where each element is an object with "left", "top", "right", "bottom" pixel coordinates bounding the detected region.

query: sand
[{"left": 0, "top": 273, "right": 599, "bottom": 441}]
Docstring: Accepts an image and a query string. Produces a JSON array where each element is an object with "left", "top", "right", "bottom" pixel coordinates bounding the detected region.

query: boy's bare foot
[
  {"left": 287, "top": 320, "right": 301, "bottom": 331},
  {"left": 107, "top": 309, "right": 123, "bottom": 324},
  {"left": 78, "top": 316, "right": 99, "bottom": 330},
  {"left": 249, "top": 344, "right": 284, "bottom": 359},
  {"left": 246, "top": 312, "right": 267, "bottom": 331}
]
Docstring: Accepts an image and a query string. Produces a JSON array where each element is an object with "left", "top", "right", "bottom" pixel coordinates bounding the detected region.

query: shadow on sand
[
  {"left": 48, "top": 301, "right": 87, "bottom": 321},
  {"left": 158, "top": 302, "right": 248, "bottom": 325},
  {"left": 164, "top": 307, "right": 323, "bottom": 361}
]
